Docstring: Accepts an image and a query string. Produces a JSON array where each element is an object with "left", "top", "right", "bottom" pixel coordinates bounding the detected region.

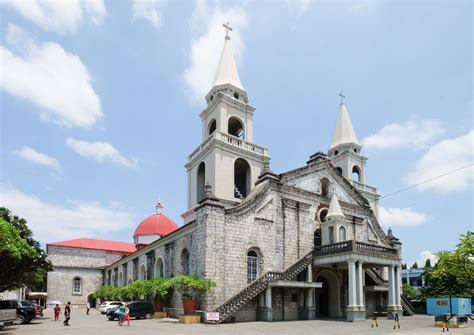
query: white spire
[
  {"left": 327, "top": 194, "right": 345, "bottom": 219},
  {"left": 211, "top": 23, "right": 244, "bottom": 90},
  {"left": 330, "top": 93, "right": 359, "bottom": 149}
]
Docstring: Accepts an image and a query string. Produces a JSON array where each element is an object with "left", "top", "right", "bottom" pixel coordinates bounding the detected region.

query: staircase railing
[
  {"left": 365, "top": 268, "right": 415, "bottom": 316},
  {"left": 401, "top": 294, "right": 415, "bottom": 316},
  {"left": 209, "top": 249, "right": 314, "bottom": 323}
]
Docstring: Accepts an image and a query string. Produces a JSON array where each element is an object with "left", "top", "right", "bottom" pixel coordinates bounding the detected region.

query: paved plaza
[{"left": 2, "top": 309, "right": 472, "bottom": 335}]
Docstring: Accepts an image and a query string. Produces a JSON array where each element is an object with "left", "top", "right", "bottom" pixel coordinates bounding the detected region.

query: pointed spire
[
  {"left": 327, "top": 194, "right": 345, "bottom": 219},
  {"left": 211, "top": 23, "right": 244, "bottom": 90},
  {"left": 330, "top": 93, "right": 359, "bottom": 149}
]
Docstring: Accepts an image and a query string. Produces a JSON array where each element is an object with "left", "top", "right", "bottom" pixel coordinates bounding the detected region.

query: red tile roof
[{"left": 48, "top": 238, "right": 136, "bottom": 253}]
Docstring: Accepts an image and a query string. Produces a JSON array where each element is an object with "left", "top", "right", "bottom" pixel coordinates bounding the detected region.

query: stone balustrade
[
  {"left": 188, "top": 131, "right": 268, "bottom": 161},
  {"left": 313, "top": 240, "right": 399, "bottom": 259}
]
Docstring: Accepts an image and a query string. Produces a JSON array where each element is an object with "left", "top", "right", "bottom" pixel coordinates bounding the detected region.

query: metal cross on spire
[
  {"left": 223, "top": 22, "right": 232, "bottom": 40},
  {"left": 339, "top": 91, "right": 346, "bottom": 104}
]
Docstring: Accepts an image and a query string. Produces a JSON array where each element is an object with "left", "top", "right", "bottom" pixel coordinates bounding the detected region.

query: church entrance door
[{"left": 315, "top": 277, "right": 329, "bottom": 317}]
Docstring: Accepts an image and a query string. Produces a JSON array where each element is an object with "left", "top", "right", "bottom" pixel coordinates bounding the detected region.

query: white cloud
[
  {"left": 13, "top": 146, "right": 62, "bottom": 173},
  {"left": 66, "top": 138, "right": 137, "bottom": 168},
  {"left": 1, "top": 0, "right": 106, "bottom": 35},
  {"left": 183, "top": 0, "right": 248, "bottom": 102},
  {"left": 286, "top": 0, "right": 311, "bottom": 15},
  {"left": 379, "top": 207, "right": 430, "bottom": 227},
  {"left": 362, "top": 120, "right": 445, "bottom": 150},
  {"left": 0, "top": 185, "right": 135, "bottom": 243},
  {"left": 413, "top": 250, "right": 437, "bottom": 268},
  {"left": 0, "top": 25, "right": 102, "bottom": 128},
  {"left": 132, "top": 0, "right": 165, "bottom": 28},
  {"left": 405, "top": 130, "right": 474, "bottom": 193}
]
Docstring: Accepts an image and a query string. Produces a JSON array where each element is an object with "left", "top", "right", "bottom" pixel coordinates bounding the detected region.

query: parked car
[
  {"left": 98, "top": 301, "right": 122, "bottom": 314},
  {"left": 106, "top": 301, "right": 154, "bottom": 320},
  {"left": 0, "top": 300, "right": 18, "bottom": 330},
  {"left": 16, "top": 300, "right": 36, "bottom": 324}
]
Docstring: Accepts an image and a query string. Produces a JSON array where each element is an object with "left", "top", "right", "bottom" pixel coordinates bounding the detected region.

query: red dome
[{"left": 133, "top": 213, "right": 179, "bottom": 238}]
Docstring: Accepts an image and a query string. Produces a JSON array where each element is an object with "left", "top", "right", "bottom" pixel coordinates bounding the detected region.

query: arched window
[
  {"left": 352, "top": 165, "right": 361, "bottom": 182},
  {"left": 234, "top": 158, "right": 251, "bottom": 198},
  {"left": 208, "top": 119, "right": 216, "bottom": 135},
  {"left": 320, "top": 178, "right": 330, "bottom": 197},
  {"left": 319, "top": 208, "right": 328, "bottom": 223},
  {"left": 73, "top": 277, "right": 82, "bottom": 295},
  {"left": 155, "top": 257, "right": 164, "bottom": 278},
  {"left": 181, "top": 249, "right": 190, "bottom": 275},
  {"left": 247, "top": 250, "right": 259, "bottom": 283},
  {"left": 339, "top": 226, "right": 346, "bottom": 241},
  {"left": 335, "top": 167, "right": 342, "bottom": 175},
  {"left": 118, "top": 272, "right": 123, "bottom": 287},
  {"left": 139, "top": 264, "right": 146, "bottom": 280},
  {"left": 197, "top": 162, "right": 206, "bottom": 202},
  {"left": 314, "top": 229, "right": 322, "bottom": 247},
  {"left": 228, "top": 117, "right": 245, "bottom": 139}
]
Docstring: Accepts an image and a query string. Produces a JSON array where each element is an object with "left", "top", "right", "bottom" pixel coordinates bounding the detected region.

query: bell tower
[
  {"left": 328, "top": 93, "right": 380, "bottom": 218},
  {"left": 185, "top": 23, "right": 270, "bottom": 210}
]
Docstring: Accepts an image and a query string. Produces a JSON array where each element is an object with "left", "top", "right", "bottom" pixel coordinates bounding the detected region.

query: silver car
[
  {"left": 0, "top": 300, "right": 18, "bottom": 330},
  {"left": 98, "top": 301, "right": 122, "bottom": 314}
]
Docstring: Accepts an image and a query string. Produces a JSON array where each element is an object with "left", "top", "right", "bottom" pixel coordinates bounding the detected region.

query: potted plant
[
  {"left": 171, "top": 275, "right": 216, "bottom": 315},
  {"left": 150, "top": 277, "right": 171, "bottom": 312}
]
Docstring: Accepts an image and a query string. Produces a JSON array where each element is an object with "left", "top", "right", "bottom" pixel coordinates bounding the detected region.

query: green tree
[
  {"left": 0, "top": 208, "right": 53, "bottom": 292},
  {"left": 402, "top": 284, "right": 418, "bottom": 300},
  {"left": 411, "top": 262, "right": 418, "bottom": 269},
  {"left": 424, "top": 258, "right": 432, "bottom": 269},
  {"left": 402, "top": 263, "right": 407, "bottom": 269},
  {"left": 422, "top": 231, "right": 474, "bottom": 298}
]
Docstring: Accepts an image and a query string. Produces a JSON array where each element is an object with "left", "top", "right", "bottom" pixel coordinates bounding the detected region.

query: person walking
[
  {"left": 63, "top": 302, "right": 71, "bottom": 326},
  {"left": 117, "top": 304, "right": 125, "bottom": 326},
  {"left": 123, "top": 304, "right": 131, "bottom": 326},
  {"left": 53, "top": 304, "right": 61, "bottom": 321},
  {"left": 86, "top": 302, "right": 90, "bottom": 315}
]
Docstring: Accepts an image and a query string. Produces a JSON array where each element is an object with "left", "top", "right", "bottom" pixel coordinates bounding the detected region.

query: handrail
[{"left": 210, "top": 249, "right": 313, "bottom": 323}]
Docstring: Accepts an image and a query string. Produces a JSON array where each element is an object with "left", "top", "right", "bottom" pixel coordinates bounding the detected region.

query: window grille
[
  {"left": 247, "top": 251, "right": 259, "bottom": 283},
  {"left": 73, "top": 277, "right": 81, "bottom": 294}
]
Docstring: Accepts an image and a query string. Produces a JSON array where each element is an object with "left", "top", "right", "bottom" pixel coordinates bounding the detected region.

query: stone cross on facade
[
  {"left": 339, "top": 91, "right": 346, "bottom": 104},
  {"left": 223, "top": 22, "right": 232, "bottom": 40}
]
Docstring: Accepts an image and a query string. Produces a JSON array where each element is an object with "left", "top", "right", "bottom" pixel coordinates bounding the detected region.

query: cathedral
[{"left": 47, "top": 27, "right": 408, "bottom": 323}]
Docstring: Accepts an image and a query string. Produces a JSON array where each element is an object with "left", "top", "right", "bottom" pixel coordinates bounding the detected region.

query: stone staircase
[
  {"left": 365, "top": 268, "right": 415, "bottom": 316},
  {"left": 209, "top": 249, "right": 314, "bottom": 324},
  {"left": 234, "top": 186, "right": 244, "bottom": 199}
]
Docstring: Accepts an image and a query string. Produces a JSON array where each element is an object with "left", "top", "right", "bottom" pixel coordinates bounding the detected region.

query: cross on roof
[
  {"left": 223, "top": 22, "right": 232, "bottom": 40},
  {"left": 339, "top": 91, "right": 346, "bottom": 104}
]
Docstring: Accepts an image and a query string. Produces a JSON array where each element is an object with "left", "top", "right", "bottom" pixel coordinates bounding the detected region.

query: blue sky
[{"left": 0, "top": 0, "right": 472, "bottom": 267}]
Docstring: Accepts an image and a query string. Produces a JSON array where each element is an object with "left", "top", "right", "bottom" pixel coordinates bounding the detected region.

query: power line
[{"left": 379, "top": 163, "right": 474, "bottom": 200}]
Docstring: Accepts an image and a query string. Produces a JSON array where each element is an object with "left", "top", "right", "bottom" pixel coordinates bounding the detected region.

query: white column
[
  {"left": 388, "top": 265, "right": 395, "bottom": 306},
  {"left": 357, "top": 261, "right": 364, "bottom": 307},
  {"left": 395, "top": 265, "right": 401, "bottom": 306},
  {"left": 307, "top": 265, "right": 313, "bottom": 282},
  {"left": 265, "top": 287, "right": 272, "bottom": 308},
  {"left": 348, "top": 261, "right": 357, "bottom": 307}
]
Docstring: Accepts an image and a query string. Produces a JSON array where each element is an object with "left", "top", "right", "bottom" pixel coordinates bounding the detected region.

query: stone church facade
[{"left": 49, "top": 28, "right": 408, "bottom": 323}]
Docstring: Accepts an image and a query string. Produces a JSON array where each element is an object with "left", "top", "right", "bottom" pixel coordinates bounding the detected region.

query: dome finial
[{"left": 155, "top": 196, "right": 163, "bottom": 215}]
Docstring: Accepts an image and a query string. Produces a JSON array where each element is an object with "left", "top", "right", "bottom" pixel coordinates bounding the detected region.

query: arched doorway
[
  {"left": 315, "top": 270, "right": 342, "bottom": 318},
  {"left": 314, "top": 229, "right": 322, "bottom": 248},
  {"left": 234, "top": 158, "right": 251, "bottom": 198},
  {"left": 197, "top": 162, "right": 205, "bottom": 202},
  {"left": 315, "top": 277, "right": 329, "bottom": 317}
]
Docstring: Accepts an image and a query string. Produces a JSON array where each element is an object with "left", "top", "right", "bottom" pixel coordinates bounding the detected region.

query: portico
[{"left": 313, "top": 240, "right": 402, "bottom": 321}]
